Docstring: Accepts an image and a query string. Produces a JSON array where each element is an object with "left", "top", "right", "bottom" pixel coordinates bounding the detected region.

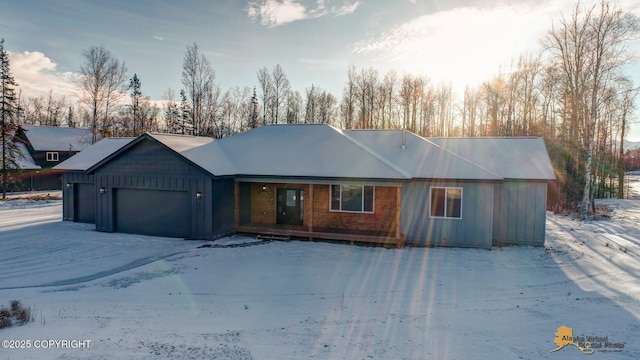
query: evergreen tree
[
  {"left": 0, "top": 38, "right": 20, "bottom": 199},
  {"left": 248, "top": 86, "right": 259, "bottom": 129},
  {"left": 179, "top": 89, "right": 193, "bottom": 135},
  {"left": 129, "top": 73, "right": 142, "bottom": 136}
]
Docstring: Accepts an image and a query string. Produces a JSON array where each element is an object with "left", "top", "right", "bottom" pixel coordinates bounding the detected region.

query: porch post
[
  {"left": 308, "top": 184, "right": 314, "bottom": 234},
  {"left": 395, "top": 186, "right": 402, "bottom": 241},
  {"left": 234, "top": 181, "right": 239, "bottom": 227}
]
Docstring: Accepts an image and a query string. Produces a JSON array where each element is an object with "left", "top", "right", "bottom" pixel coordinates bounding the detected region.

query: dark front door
[{"left": 276, "top": 188, "right": 303, "bottom": 225}]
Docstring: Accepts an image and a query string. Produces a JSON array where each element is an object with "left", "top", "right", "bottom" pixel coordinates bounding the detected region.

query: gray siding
[
  {"left": 92, "top": 139, "right": 225, "bottom": 239},
  {"left": 211, "top": 178, "right": 235, "bottom": 237},
  {"left": 401, "top": 181, "right": 494, "bottom": 249},
  {"left": 493, "top": 181, "right": 547, "bottom": 246},
  {"left": 62, "top": 171, "right": 95, "bottom": 222}
]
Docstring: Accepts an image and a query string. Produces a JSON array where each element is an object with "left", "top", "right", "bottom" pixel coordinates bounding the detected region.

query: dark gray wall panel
[
  {"left": 212, "top": 178, "right": 235, "bottom": 236},
  {"left": 115, "top": 188, "right": 190, "bottom": 238},
  {"left": 62, "top": 172, "right": 95, "bottom": 222},
  {"left": 75, "top": 183, "right": 96, "bottom": 223},
  {"left": 492, "top": 181, "right": 547, "bottom": 246},
  {"left": 401, "top": 181, "right": 493, "bottom": 249},
  {"left": 97, "top": 139, "right": 207, "bottom": 178}
]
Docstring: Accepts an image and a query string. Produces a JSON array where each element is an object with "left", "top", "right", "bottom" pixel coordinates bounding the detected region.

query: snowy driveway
[{"left": 0, "top": 202, "right": 196, "bottom": 289}]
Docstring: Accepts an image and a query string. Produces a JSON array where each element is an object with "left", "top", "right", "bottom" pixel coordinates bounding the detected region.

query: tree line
[{"left": 1, "top": 1, "right": 639, "bottom": 215}]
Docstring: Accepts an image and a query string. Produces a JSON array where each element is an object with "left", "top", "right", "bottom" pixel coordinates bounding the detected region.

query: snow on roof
[
  {"left": 75, "top": 125, "right": 555, "bottom": 182},
  {"left": 344, "top": 130, "right": 503, "bottom": 180},
  {"left": 147, "top": 133, "right": 237, "bottom": 176},
  {"left": 20, "top": 125, "right": 94, "bottom": 151},
  {"left": 428, "top": 137, "right": 556, "bottom": 180},
  {"left": 212, "top": 124, "right": 410, "bottom": 179},
  {"left": 14, "top": 142, "right": 41, "bottom": 170},
  {"left": 54, "top": 138, "right": 134, "bottom": 171}
]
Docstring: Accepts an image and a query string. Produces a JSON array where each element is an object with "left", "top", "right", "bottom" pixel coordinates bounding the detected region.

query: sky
[{"left": 2, "top": 0, "right": 640, "bottom": 138}]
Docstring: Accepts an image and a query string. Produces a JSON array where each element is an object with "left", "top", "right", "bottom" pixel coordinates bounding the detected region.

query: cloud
[
  {"left": 247, "top": 0, "right": 360, "bottom": 27},
  {"left": 351, "top": 3, "right": 558, "bottom": 89},
  {"left": 9, "top": 51, "right": 79, "bottom": 100},
  {"left": 153, "top": 36, "right": 164, "bottom": 41},
  {"left": 352, "top": 0, "right": 640, "bottom": 90},
  {"left": 331, "top": 1, "right": 360, "bottom": 16}
]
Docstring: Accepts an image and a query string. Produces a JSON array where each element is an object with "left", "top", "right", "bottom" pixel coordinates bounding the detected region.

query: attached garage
[
  {"left": 115, "top": 188, "right": 190, "bottom": 238},
  {"left": 83, "top": 134, "right": 235, "bottom": 240}
]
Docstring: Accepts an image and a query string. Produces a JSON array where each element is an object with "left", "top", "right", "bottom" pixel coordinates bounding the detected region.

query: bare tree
[
  {"left": 182, "top": 43, "right": 215, "bottom": 135},
  {"left": 78, "top": 45, "right": 127, "bottom": 142},
  {"left": 286, "top": 90, "right": 302, "bottom": 124},
  {"left": 543, "top": 1, "right": 639, "bottom": 217},
  {"left": 271, "top": 64, "right": 290, "bottom": 124},
  {"left": 340, "top": 64, "right": 357, "bottom": 129},
  {"left": 257, "top": 66, "right": 273, "bottom": 125}
]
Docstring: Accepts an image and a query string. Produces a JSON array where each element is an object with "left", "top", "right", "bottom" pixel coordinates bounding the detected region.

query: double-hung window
[
  {"left": 46, "top": 152, "right": 59, "bottom": 162},
  {"left": 430, "top": 187, "right": 462, "bottom": 219},
  {"left": 330, "top": 185, "right": 374, "bottom": 213}
]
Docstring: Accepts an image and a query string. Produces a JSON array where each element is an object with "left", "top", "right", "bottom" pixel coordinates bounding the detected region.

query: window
[
  {"left": 430, "top": 187, "right": 462, "bottom": 219},
  {"left": 46, "top": 152, "right": 59, "bottom": 162},
  {"left": 330, "top": 185, "right": 374, "bottom": 213}
]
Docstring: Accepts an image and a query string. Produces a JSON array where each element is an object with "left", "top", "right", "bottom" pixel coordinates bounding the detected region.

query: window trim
[
  {"left": 329, "top": 184, "right": 375, "bottom": 214},
  {"left": 46, "top": 152, "right": 59, "bottom": 162},
  {"left": 429, "top": 186, "right": 463, "bottom": 219}
]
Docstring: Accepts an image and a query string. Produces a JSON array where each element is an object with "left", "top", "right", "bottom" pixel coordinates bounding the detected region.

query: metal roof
[
  {"left": 57, "top": 124, "right": 555, "bottom": 182},
  {"left": 212, "top": 124, "right": 410, "bottom": 179},
  {"left": 20, "top": 125, "right": 94, "bottom": 152},
  {"left": 428, "top": 137, "right": 556, "bottom": 180},
  {"left": 53, "top": 138, "right": 134, "bottom": 171},
  {"left": 344, "top": 130, "right": 503, "bottom": 180}
]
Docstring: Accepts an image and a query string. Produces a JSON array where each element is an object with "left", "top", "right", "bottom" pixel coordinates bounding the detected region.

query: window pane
[
  {"left": 341, "top": 185, "right": 363, "bottom": 212},
  {"left": 430, "top": 188, "right": 445, "bottom": 217},
  {"left": 286, "top": 190, "right": 296, "bottom": 207},
  {"left": 446, "top": 188, "right": 462, "bottom": 218},
  {"left": 330, "top": 185, "right": 340, "bottom": 211},
  {"left": 363, "top": 186, "right": 374, "bottom": 212}
]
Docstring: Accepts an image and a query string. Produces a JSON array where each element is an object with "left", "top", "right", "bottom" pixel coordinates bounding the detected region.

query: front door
[{"left": 276, "top": 188, "right": 303, "bottom": 225}]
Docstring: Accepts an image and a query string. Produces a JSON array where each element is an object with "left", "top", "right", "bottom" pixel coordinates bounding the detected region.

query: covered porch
[{"left": 234, "top": 180, "right": 405, "bottom": 248}]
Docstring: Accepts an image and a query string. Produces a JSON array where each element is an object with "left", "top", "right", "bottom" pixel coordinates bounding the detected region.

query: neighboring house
[
  {"left": 55, "top": 124, "right": 555, "bottom": 249},
  {"left": 10, "top": 125, "right": 94, "bottom": 191}
]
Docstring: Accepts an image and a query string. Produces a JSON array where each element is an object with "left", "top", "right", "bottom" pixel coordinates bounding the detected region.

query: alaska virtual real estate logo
[{"left": 550, "top": 326, "right": 625, "bottom": 355}]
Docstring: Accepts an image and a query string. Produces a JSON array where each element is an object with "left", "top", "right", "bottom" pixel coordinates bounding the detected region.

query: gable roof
[
  {"left": 53, "top": 137, "right": 135, "bottom": 171},
  {"left": 428, "top": 137, "right": 556, "bottom": 180},
  {"left": 20, "top": 125, "right": 94, "bottom": 152},
  {"left": 344, "top": 130, "right": 502, "bottom": 180}
]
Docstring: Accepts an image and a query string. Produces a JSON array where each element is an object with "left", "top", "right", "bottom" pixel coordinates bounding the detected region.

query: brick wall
[
  {"left": 249, "top": 183, "right": 310, "bottom": 224},
  {"left": 239, "top": 182, "right": 399, "bottom": 234},
  {"left": 312, "top": 185, "right": 398, "bottom": 233}
]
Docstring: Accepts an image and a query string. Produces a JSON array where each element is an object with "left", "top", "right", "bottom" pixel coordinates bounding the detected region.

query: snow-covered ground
[{"left": 0, "top": 180, "right": 639, "bottom": 359}]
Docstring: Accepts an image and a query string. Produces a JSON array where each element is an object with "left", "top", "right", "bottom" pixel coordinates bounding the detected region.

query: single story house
[
  {"left": 55, "top": 124, "right": 555, "bottom": 249},
  {"left": 6, "top": 125, "right": 94, "bottom": 191}
]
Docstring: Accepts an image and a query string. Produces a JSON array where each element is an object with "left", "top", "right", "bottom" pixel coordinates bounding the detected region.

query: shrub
[
  {"left": 10, "top": 300, "right": 21, "bottom": 313},
  {"left": 0, "top": 307, "right": 12, "bottom": 329},
  {"left": 0, "top": 301, "right": 32, "bottom": 329}
]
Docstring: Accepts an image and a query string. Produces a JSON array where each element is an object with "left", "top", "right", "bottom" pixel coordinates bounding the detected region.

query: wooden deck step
[{"left": 256, "top": 234, "right": 291, "bottom": 242}]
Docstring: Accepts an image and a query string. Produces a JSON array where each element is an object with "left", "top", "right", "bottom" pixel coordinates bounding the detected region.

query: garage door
[
  {"left": 115, "top": 188, "right": 190, "bottom": 238},
  {"left": 74, "top": 183, "right": 96, "bottom": 223}
]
